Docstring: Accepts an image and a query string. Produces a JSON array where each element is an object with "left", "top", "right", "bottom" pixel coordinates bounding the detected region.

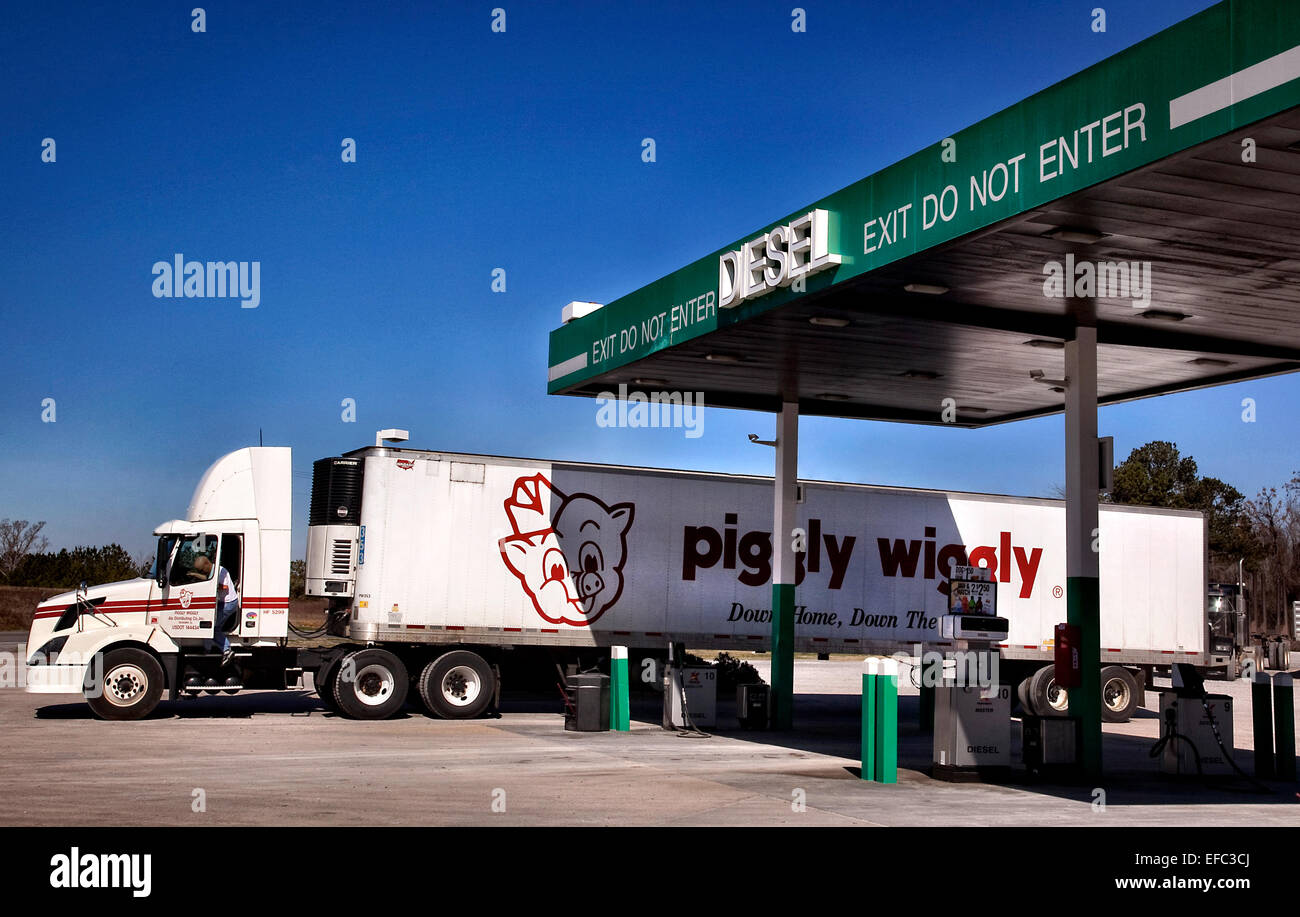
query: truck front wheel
[
  {"left": 85, "top": 648, "right": 165, "bottom": 721},
  {"left": 332, "top": 649, "right": 409, "bottom": 719},
  {"left": 417, "top": 650, "right": 494, "bottom": 719}
]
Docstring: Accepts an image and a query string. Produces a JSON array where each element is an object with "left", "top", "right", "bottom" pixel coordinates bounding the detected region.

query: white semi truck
[{"left": 24, "top": 433, "right": 1227, "bottom": 722}]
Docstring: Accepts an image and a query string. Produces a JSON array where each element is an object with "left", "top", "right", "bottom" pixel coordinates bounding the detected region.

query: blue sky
[{"left": 5, "top": 0, "right": 1290, "bottom": 561}]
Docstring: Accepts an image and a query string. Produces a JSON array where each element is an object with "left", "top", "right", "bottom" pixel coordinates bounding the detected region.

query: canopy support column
[
  {"left": 1065, "top": 322, "right": 1102, "bottom": 778},
  {"left": 770, "top": 401, "right": 799, "bottom": 730}
]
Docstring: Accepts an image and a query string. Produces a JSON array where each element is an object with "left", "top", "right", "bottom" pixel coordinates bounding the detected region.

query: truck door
[
  {"left": 155, "top": 534, "right": 222, "bottom": 640},
  {"left": 218, "top": 534, "right": 244, "bottom": 638}
]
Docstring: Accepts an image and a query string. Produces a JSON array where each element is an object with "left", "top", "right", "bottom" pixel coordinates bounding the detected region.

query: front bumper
[{"left": 24, "top": 663, "right": 88, "bottom": 694}]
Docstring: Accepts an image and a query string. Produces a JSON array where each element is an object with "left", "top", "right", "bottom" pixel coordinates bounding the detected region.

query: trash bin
[
  {"left": 564, "top": 673, "right": 610, "bottom": 732},
  {"left": 1022, "top": 715, "right": 1081, "bottom": 775}
]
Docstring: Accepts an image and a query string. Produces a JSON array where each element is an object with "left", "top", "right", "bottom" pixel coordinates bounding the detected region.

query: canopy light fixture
[
  {"left": 815, "top": 392, "right": 850, "bottom": 401},
  {"left": 960, "top": 406, "right": 992, "bottom": 414},
  {"left": 900, "top": 369, "right": 942, "bottom": 381},
  {"left": 1024, "top": 339, "right": 1066, "bottom": 349},
  {"left": 1138, "top": 309, "right": 1189, "bottom": 322},
  {"left": 705, "top": 352, "right": 742, "bottom": 364},
  {"left": 1029, "top": 369, "right": 1069, "bottom": 389},
  {"left": 808, "top": 316, "right": 850, "bottom": 328},
  {"left": 1187, "top": 357, "right": 1232, "bottom": 368},
  {"left": 903, "top": 283, "right": 949, "bottom": 295},
  {"left": 632, "top": 377, "right": 668, "bottom": 387},
  {"left": 1044, "top": 227, "right": 1106, "bottom": 244}
]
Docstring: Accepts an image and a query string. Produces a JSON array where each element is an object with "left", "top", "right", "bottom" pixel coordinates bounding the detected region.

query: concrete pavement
[{"left": 1, "top": 657, "right": 1297, "bottom": 826}]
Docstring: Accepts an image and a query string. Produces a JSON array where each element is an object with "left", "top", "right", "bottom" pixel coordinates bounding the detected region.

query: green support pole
[
  {"left": 876, "top": 658, "right": 898, "bottom": 784},
  {"left": 769, "top": 402, "right": 799, "bottom": 731},
  {"left": 1067, "top": 576, "right": 1101, "bottom": 778},
  {"left": 1252, "top": 672, "right": 1274, "bottom": 780},
  {"left": 1274, "top": 673, "right": 1295, "bottom": 782},
  {"left": 610, "top": 646, "right": 630, "bottom": 732},
  {"left": 861, "top": 658, "right": 877, "bottom": 781},
  {"left": 1064, "top": 323, "right": 1101, "bottom": 780},
  {"left": 771, "top": 582, "right": 796, "bottom": 730}
]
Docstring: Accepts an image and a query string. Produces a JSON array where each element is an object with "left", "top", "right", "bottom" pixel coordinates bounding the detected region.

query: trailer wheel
[
  {"left": 1029, "top": 665, "right": 1068, "bottom": 717},
  {"left": 1016, "top": 676, "right": 1034, "bottom": 715},
  {"left": 418, "top": 650, "right": 494, "bottom": 719},
  {"left": 332, "top": 649, "right": 408, "bottom": 719},
  {"left": 1100, "top": 666, "right": 1140, "bottom": 723},
  {"left": 85, "top": 648, "right": 165, "bottom": 720}
]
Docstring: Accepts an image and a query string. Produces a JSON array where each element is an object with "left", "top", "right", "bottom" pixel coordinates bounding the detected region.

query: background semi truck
[{"left": 24, "top": 433, "right": 1231, "bottom": 722}]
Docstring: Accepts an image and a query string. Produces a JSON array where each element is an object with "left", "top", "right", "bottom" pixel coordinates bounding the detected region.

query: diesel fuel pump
[{"left": 932, "top": 565, "right": 1012, "bottom": 781}]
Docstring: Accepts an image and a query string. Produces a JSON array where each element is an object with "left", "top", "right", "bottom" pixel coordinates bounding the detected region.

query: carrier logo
[
  {"left": 178, "top": 588, "right": 193, "bottom": 609},
  {"left": 498, "top": 474, "right": 634, "bottom": 627},
  {"left": 396, "top": 459, "right": 414, "bottom": 470}
]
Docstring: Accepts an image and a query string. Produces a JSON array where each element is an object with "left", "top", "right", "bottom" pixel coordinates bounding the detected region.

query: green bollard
[
  {"left": 1252, "top": 671, "right": 1275, "bottom": 780},
  {"left": 1274, "top": 673, "right": 1295, "bottom": 782},
  {"left": 861, "top": 658, "right": 878, "bottom": 781},
  {"left": 610, "top": 646, "right": 630, "bottom": 732},
  {"left": 875, "top": 658, "right": 899, "bottom": 784}
]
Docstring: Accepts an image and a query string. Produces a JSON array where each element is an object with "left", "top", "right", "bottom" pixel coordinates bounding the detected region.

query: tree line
[
  {"left": 0, "top": 523, "right": 144, "bottom": 588},
  {"left": 0, "top": 520, "right": 311, "bottom": 598}
]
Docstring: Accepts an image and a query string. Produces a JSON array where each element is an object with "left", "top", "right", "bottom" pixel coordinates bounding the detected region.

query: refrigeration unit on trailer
[{"left": 25, "top": 432, "right": 1226, "bottom": 722}]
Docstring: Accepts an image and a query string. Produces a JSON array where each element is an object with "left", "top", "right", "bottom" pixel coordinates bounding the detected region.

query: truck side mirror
[{"left": 156, "top": 542, "right": 170, "bottom": 589}]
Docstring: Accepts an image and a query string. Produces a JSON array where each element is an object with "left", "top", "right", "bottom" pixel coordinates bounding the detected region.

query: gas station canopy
[{"left": 547, "top": 0, "right": 1300, "bottom": 426}]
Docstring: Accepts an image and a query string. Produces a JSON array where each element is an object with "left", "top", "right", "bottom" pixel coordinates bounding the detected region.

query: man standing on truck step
[{"left": 194, "top": 556, "right": 239, "bottom": 666}]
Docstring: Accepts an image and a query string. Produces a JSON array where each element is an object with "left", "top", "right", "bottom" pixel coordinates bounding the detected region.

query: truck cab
[{"left": 25, "top": 447, "right": 292, "bottom": 718}]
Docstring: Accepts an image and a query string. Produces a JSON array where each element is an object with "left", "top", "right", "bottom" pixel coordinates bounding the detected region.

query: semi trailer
[{"left": 24, "top": 432, "right": 1230, "bottom": 722}]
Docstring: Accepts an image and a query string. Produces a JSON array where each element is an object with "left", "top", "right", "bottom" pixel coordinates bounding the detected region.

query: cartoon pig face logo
[{"left": 498, "top": 474, "right": 634, "bottom": 627}]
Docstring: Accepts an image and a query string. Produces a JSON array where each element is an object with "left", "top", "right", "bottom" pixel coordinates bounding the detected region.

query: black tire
[
  {"left": 332, "top": 648, "right": 408, "bottom": 719},
  {"left": 1029, "top": 664, "right": 1068, "bottom": 717},
  {"left": 315, "top": 656, "right": 342, "bottom": 713},
  {"left": 1100, "top": 666, "right": 1140, "bottom": 723},
  {"left": 85, "top": 647, "right": 165, "bottom": 720},
  {"left": 1016, "top": 676, "right": 1034, "bottom": 715},
  {"left": 417, "top": 650, "right": 495, "bottom": 719}
]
